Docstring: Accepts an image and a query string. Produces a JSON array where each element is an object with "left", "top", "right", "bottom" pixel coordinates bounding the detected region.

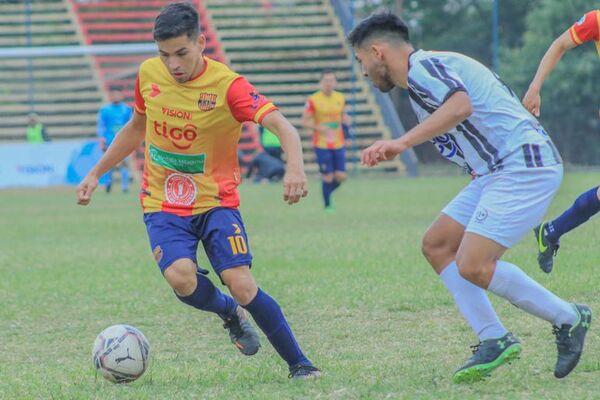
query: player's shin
[
  {"left": 176, "top": 272, "right": 238, "bottom": 318},
  {"left": 440, "top": 262, "right": 507, "bottom": 340},
  {"left": 242, "top": 288, "right": 311, "bottom": 367},
  {"left": 488, "top": 261, "right": 577, "bottom": 326}
]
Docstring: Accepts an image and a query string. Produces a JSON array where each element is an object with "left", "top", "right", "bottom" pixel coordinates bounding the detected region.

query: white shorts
[{"left": 442, "top": 165, "right": 563, "bottom": 248}]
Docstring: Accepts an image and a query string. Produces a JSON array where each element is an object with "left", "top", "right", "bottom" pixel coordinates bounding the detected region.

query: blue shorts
[
  {"left": 315, "top": 147, "right": 346, "bottom": 175},
  {"left": 143, "top": 208, "right": 252, "bottom": 275}
]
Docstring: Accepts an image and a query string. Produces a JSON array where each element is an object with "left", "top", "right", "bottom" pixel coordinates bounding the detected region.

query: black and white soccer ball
[{"left": 92, "top": 324, "right": 150, "bottom": 383}]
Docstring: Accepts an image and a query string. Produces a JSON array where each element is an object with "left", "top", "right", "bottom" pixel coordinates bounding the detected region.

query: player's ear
[
  {"left": 197, "top": 34, "right": 206, "bottom": 53},
  {"left": 371, "top": 43, "right": 383, "bottom": 60}
]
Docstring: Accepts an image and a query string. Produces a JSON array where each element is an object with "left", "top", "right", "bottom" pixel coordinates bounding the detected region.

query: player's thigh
[
  {"left": 315, "top": 147, "right": 334, "bottom": 177},
  {"left": 143, "top": 212, "right": 200, "bottom": 274},
  {"left": 332, "top": 148, "right": 347, "bottom": 175},
  {"left": 465, "top": 166, "right": 562, "bottom": 249},
  {"left": 422, "top": 213, "right": 466, "bottom": 273},
  {"left": 197, "top": 208, "right": 253, "bottom": 277}
]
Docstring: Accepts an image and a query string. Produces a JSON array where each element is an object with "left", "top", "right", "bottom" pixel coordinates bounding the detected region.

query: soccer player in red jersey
[
  {"left": 76, "top": 2, "right": 320, "bottom": 379},
  {"left": 523, "top": 9, "right": 600, "bottom": 274}
]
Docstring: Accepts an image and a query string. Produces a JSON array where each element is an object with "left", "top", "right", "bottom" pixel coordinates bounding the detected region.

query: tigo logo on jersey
[
  {"left": 153, "top": 120, "right": 198, "bottom": 150},
  {"left": 198, "top": 92, "right": 217, "bottom": 111},
  {"left": 165, "top": 173, "right": 197, "bottom": 206}
]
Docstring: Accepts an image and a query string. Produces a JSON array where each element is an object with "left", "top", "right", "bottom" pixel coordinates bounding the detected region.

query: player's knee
[
  {"left": 226, "top": 278, "right": 257, "bottom": 305},
  {"left": 421, "top": 233, "right": 454, "bottom": 271},
  {"left": 455, "top": 255, "right": 488, "bottom": 286},
  {"left": 322, "top": 174, "right": 334, "bottom": 183},
  {"left": 334, "top": 173, "right": 346, "bottom": 183},
  {"left": 164, "top": 264, "right": 197, "bottom": 296}
]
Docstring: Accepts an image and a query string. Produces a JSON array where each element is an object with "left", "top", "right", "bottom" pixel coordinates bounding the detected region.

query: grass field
[{"left": 1, "top": 172, "right": 600, "bottom": 399}]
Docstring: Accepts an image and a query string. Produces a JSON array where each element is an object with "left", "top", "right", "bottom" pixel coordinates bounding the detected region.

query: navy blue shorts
[
  {"left": 315, "top": 147, "right": 346, "bottom": 175},
  {"left": 143, "top": 208, "right": 252, "bottom": 275}
]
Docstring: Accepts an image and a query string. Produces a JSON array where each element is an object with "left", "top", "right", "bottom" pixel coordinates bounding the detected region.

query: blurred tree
[{"left": 503, "top": 0, "right": 600, "bottom": 165}]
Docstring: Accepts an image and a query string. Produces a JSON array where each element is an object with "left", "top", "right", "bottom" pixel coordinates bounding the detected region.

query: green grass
[{"left": 1, "top": 172, "right": 600, "bottom": 399}]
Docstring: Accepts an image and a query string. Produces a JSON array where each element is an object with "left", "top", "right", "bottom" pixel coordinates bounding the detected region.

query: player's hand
[
  {"left": 361, "top": 139, "right": 406, "bottom": 167},
  {"left": 282, "top": 168, "right": 308, "bottom": 205},
  {"left": 77, "top": 174, "right": 99, "bottom": 205},
  {"left": 522, "top": 88, "right": 541, "bottom": 117}
]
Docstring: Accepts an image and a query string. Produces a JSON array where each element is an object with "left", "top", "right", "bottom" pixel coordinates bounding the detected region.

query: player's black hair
[
  {"left": 153, "top": 2, "right": 200, "bottom": 42},
  {"left": 320, "top": 69, "right": 336, "bottom": 78},
  {"left": 347, "top": 11, "right": 410, "bottom": 48}
]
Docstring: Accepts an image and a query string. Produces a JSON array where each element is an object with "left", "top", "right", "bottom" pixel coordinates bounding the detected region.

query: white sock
[
  {"left": 440, "top": 262, "right": 508, "bottom": 341},
  {"left": 488, "top": 260, "right": 577, "bottom": 326}
]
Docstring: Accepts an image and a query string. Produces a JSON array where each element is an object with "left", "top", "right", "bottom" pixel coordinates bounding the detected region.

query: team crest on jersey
[
  {"left": 153, "top": 246, "right": 163, "bottom": 263},
  {"left": 198, "top": 92, "right": 217, "bottom": 111},
  {"left": 165, "top": 173, "right": 197, "bottom": 206}
]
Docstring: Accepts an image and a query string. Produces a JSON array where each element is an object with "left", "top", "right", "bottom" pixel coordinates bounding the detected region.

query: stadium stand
[
  {"left": 0, "top": 0, "right": 103, "bottom": 140},
  {"left": 203, "top": 0, "right": 401, "bottom": 172}
]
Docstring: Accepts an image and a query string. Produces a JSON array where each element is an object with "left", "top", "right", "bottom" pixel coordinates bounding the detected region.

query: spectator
[
  {"left": 26, "top": 113, "right": 49, "bottom": 143},
  {"left": 97, "top": 86, "right": 133, "bottom": 193},
  {"left": 245, "top": 150, "right": 285, "bottom": 183}
]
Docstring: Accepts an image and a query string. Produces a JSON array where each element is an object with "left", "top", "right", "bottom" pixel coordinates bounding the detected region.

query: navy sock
[
  {"left": 322, "top": 181, "right": 335, "bottom": 207},
  {"left": 176, "top": 273, "right": 237, "bottom": 319},
  {"left": 332, "top": 180, "right": 341, "bottom": 190},
  {"left": 547, "top": 186, "right": 600, "bottom": 242},
  {"left": 242, "top": 288, "right": 310, "bottom": 367}
]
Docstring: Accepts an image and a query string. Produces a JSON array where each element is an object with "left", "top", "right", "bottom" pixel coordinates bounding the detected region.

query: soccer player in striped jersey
[
  {"left": 349, "top": 12, "right": 591, "bottom": 383},
  {"left": 77, "top": 2, "right": 319, "bottom": 379},
  {"left": 523, "top": 9, "right": 600, "bottom": 273}
]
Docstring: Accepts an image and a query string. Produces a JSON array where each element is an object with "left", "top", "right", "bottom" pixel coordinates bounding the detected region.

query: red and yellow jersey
[
  {"left": 569, "top": 9, "right": 600, "bottom": 57},
  {"left": 305, "top": 90, "right": 346, "bottom": 150},
  {"left": 135, "top": 56, "right": 276, "bottom": 216}
]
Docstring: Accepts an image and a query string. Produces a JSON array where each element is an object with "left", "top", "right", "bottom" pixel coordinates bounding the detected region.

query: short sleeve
[
  {"left": 134, "top": 74, "right": 146, "bottom": 115},
  {"left": 227, "top": 76, "right": 277, "bottom": 123},
  {"left": 569, "top": 10, "right": 600, "bottom": 45},
  {"left": 304, "top": 98, "right": 315, "bottom": 114},
  {"left": 408, "top": 58, "right": 467, "bottom": 106}
]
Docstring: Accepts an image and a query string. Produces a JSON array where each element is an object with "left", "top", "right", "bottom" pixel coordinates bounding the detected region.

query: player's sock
[
  {"left": 488, "top": 260, "right": 577, "bottom": 326},
  {"left": 176, "top": 273, "right": 237, "bottom": 318},
  {"left": 322, "top": 181, "right": 334, "bottom": 207},
  {"left": 242, "top": 288, "right": 310, "bottom": 367},
  {"left": 546, "top": 186, "right": 600, "bottom": 243},
  {"left": 440, "top": 262, "right": 507, "bottom": 341},
  {"left": 332, "top": 180, "right": 341, "bottom": 191},
  {"left": 121, "top": 167, "right": 129, "bottom": 193}
]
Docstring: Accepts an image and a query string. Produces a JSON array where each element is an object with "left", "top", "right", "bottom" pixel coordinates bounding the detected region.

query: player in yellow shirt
[
  {"left": 523, "top": 9, "right": 600, "bottom": 274},
  {"left": 76, "top": 2, "right": 320, "bottom": 379},
  {"left": 302, "top": 70, "right": 351, "bottom": 212}
]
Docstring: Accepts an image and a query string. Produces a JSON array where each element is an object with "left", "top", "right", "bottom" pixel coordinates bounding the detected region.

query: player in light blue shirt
[
  {"left": 97, "top": 87, "right": 133, "bottom": 193},
  {"left": 349, "top": 12, "right": 591, "bottom": 383}
]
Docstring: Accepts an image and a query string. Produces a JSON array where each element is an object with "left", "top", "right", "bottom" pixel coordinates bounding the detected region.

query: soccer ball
[{"left": 92, "top": 324, "right": 150, "bottom": 383}]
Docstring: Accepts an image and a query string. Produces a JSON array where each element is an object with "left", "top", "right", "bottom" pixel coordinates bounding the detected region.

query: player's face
[
  {"left": 157, "top": 34, "right": 206, "bottom": 83},
  {"left": 354, "top": 46, "right": 395, "bottom": 93},
  {"left": 320, "top": 73, "right": 337, "bottom": 94},
  {"left": 109, "top": 90, "right": 123, "bottom": 103}
]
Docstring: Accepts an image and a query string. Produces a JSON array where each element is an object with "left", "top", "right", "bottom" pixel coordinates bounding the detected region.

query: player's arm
[
  {"left": 301, "top": 99, "right": 328, "bottom": 134},
  {"left": 261, "top": 111, "right": 308, "bottom": 204},
  {"left": 362, "top": 92, "right": 472, "bottom": 166},
  {"left": 522, "top": 30, "right": 577, "bottom": 117},
  {"left": 77, "top": 111, "right": 146, "bottom": 205}
]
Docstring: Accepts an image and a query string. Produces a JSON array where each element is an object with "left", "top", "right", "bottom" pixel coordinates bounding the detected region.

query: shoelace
[
  {"left": 470, "top": 343, "right": 482, "bottom": 355},
  {"left": 223, "top": 314, "right": 244, "bottom": 337},
  {"left": 552, "top": 326, "right": 571, "bottom": 348}
]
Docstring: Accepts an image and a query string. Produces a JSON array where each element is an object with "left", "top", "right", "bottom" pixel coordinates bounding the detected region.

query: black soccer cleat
[
  {"left": 288, "top": 364, "right": 321, "bottom": 380},
  {"left": 553, "top": 304, "right": 592, "bottom": 378},
  {"left": 221, "top": 306, "right": 261, "bottom": 356},
  {"left": 453, "top": 332, "right": 521, "bottom": 383},
  {"left": 534, "top": 222, "right": 560, "bottom": 273}
]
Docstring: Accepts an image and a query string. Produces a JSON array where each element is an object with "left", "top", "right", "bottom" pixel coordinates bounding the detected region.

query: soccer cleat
[
  {"left": 534, "top": 222, "right": 560, "bottom": 273},
  {"left": 324, "top": 205, "right": 336, "bottom": 214},
  {"left": 221, "top": 306, "right": 261, "bottom": 356},
  {"left": 452, "top": 332, "right": 521, "bottom": 384},
  {"left": 553, "top": 304, "right": 592, "bottom": 378},
  {"left": 288, "top": 364, "right": 322, "bottom": 380}
]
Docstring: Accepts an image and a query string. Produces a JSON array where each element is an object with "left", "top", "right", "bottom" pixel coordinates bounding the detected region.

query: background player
[
  {"left": 77, "top": 2, "right": 320, "bottom": 380},
  {"left": 350, "top": 12, "right": 591, "bottom": 383},
  {"left": 522, "top": 9, "right": 600, "bottom": 273},
  {"left": 302, "top": 70, "right": 351, "bottom": 213},
  {"left": 97, "top": 86, "right": 133, "bottom": 193}
]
